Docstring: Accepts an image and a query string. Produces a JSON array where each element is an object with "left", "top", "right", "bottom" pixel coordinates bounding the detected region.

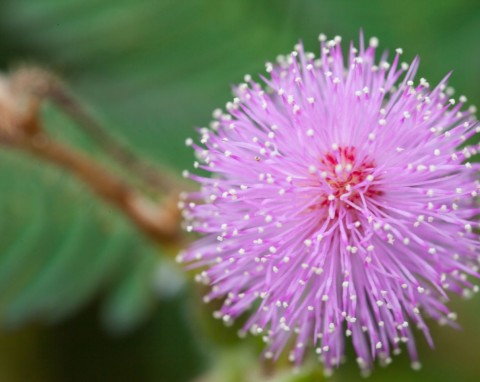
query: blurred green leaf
[
  {"left": 101, "top": 241, "right": 158, "bottom": 333},
  {"left": 0, "top": 108, "right": 168, "bottom": 332}
]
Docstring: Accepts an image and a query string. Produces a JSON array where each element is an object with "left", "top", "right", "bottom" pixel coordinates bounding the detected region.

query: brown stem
[
  {"left": 2, "top": 132, "right": 181, "bottom": 244},
  {"left": 2, "top": 67, "right": 186, "bottom": 246}
]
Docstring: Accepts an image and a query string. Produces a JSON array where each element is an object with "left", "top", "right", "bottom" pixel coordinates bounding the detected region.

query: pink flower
[{"left": 179, "top": 33, "right": 480, "bottom": 374}]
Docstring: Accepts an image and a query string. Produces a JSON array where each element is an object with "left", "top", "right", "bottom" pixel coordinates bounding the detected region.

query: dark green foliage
[{"left": 0, "top": 144, "right": 160, "bottom": 332}]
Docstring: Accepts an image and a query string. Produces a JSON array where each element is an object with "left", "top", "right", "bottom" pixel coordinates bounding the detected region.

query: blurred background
[{"left": 0, "top": 0, "right": 479, "bottom": 381}]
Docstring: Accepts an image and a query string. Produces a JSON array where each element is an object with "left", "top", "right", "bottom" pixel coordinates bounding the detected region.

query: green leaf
[
  {"left": 101, "top": 241, "right": 158, "bottom": 334},
  {"left": 0, "top": 134, "right": 170, "bottom": 331}
]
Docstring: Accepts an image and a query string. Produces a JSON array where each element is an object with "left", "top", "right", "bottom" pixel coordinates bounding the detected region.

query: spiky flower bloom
[{"left": 178, "top": 34, "right": 480, "bottom": 374}]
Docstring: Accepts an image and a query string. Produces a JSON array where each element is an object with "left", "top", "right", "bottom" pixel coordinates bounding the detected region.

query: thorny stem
[{"left": 0, "top": 67, "right": 184, "bottom": 245}]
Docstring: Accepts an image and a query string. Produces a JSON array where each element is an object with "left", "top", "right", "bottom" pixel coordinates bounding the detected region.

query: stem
[{"left": 2, "top": 67, "right": 186, "bottom": 246}]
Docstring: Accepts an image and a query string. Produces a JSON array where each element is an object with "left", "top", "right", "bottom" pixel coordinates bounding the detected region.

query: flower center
[
  {"left": 325, "top": 146, "right": 376, "bottom": 198},
  {"left": 308, "top": 146, "right": 381, "bottom": 210}
]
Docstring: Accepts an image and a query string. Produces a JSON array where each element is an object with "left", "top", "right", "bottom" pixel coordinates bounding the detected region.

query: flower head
[{"left": 179, "top": 33, "right": 480, "bottom": 374}]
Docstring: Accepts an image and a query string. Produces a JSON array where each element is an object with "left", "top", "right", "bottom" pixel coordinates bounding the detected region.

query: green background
[{"left": 0, "top": 0, "right": 479, "bottom": 381}]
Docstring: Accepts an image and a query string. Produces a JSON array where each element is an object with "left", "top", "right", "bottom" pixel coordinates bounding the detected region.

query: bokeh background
[{"left": 0, "top": 0, "right": 479, "bottom": 381}]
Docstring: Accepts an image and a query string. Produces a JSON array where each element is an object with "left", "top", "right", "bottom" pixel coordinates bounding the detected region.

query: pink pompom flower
[{"left": 178, "top": 33, "right": 480, "bottom": 374}]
